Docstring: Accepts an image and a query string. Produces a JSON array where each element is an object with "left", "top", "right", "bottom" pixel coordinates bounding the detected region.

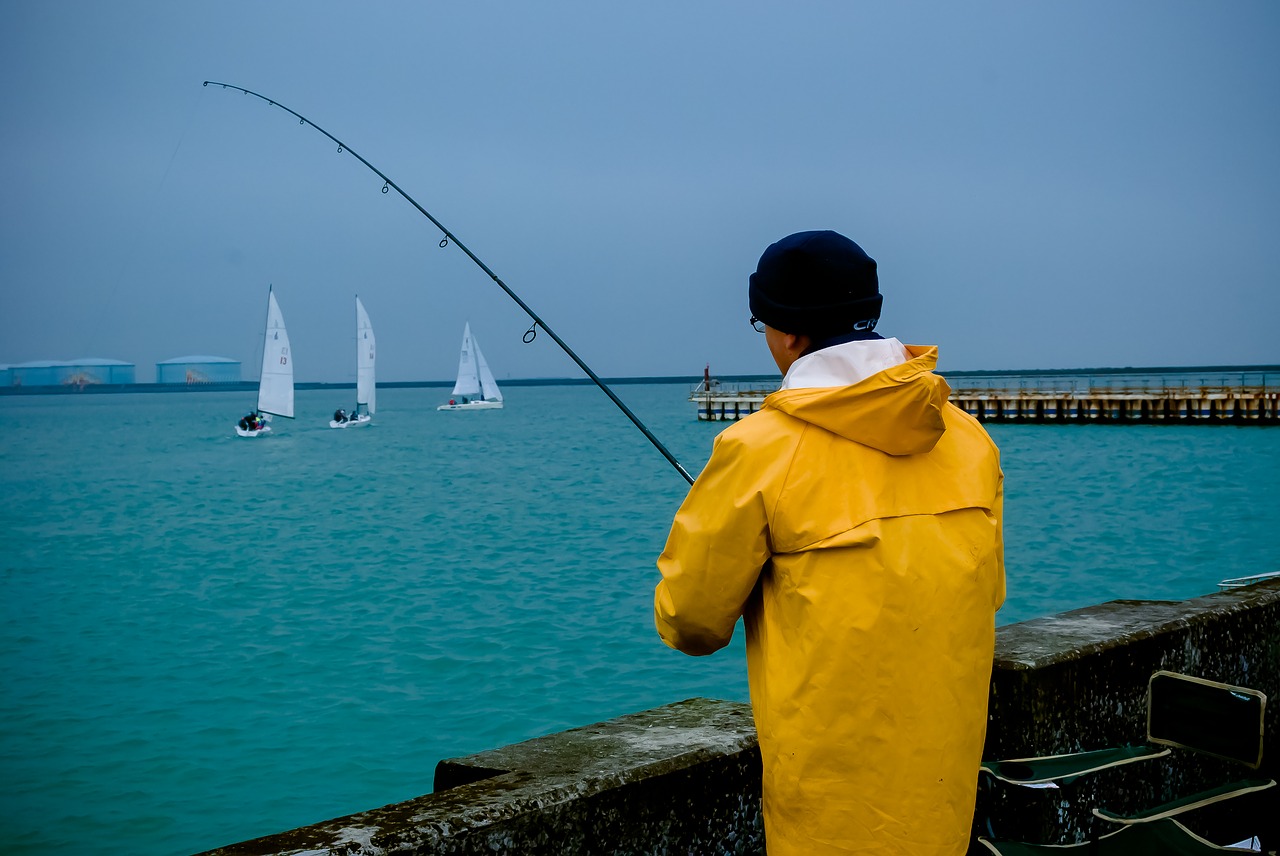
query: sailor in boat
[{"left": 334, "top": 408, "right": 348, "bottom": 423}]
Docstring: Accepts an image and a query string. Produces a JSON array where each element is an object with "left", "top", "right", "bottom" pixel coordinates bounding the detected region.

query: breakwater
[
  {"left": 196, "top": 579, "right": 1279, "bottom": 854},
  {"left": 691, "top": 365, "right": 1280, "bottom": 423}
]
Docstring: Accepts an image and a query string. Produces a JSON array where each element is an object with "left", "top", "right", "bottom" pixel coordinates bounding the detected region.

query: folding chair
[{"left": 976, "top": 671, "right": 1275, "bottom": 855}]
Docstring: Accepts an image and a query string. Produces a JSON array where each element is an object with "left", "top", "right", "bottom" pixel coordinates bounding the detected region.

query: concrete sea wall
[{"left": 198, "top": 579, "right": 1279, "bottom": 855}]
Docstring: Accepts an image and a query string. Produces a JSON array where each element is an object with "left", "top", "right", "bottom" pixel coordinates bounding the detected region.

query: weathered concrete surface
[
  {"left": 979, "top": 578, "right": 1280, "bottom": 847},
  {"left": 195, "top": 697, "right": 763, "bottom": 855}
]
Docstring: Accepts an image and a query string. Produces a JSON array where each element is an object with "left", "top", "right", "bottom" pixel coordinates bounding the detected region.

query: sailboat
[
  {"left": 330, "top": 296, "right": 376, "bottom": 428},
  {"left": 437, "top": 322, "right": 504, "bottom": 411},
  {"left": 235, "top": 286, "right": 294, "bottom": 437}
]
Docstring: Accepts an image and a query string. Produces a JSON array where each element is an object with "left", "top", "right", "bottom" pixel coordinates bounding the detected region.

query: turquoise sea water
[{"left": 1, "top": 385, "right": 1278, "bottom": 855}]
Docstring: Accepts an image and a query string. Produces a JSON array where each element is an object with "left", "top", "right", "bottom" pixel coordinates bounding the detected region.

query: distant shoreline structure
[
  {"left": 693, "top": 365, "right": 1280, "bottom": 424},
  {"left": 0, "top": 364, "right": 1276, "bottom": 397},
  {"left": 0, "top": 376, "right": 709, "bottom": 396}
]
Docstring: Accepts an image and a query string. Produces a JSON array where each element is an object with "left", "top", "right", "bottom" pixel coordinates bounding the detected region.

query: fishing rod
[{"left": 204, "top": 81, "right": 694, "bottom": 485}]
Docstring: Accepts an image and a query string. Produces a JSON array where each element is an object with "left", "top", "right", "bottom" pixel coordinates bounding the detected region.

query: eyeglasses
[{"left": 750, "top": 316, "right": 765, "bottom": 333}]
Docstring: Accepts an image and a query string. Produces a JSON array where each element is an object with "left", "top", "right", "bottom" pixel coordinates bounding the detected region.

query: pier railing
[
  {"left": 690, "top": 367, "right": 1280, "bottom": 424},
  {"left": 945, "top": 368, "right": 1273, "bottom": 396}
]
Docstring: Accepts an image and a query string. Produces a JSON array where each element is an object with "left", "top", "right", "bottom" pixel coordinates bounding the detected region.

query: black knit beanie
[{"left": 748, "top": 230, "right": 882, "bottom": 336}]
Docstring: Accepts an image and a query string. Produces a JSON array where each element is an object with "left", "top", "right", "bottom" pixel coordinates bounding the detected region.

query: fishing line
[{"left": 204, "top": 81, "right": 694, "bottom": 485}]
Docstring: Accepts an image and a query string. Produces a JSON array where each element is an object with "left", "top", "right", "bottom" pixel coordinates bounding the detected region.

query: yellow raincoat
[{"left": 655, "top": 345, "right": 1004, "bottom": 855}]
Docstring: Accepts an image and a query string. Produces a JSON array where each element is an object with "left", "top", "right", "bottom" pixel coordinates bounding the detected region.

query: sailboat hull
[
  {"left": 329, "top": 414, "right": 373, "bottom": 428},
  {"left": 437, "top": 400, "right": 503, "bottom": 412},
  {"left": 235, "top": 424, "right": 272, "bottom": 437}
]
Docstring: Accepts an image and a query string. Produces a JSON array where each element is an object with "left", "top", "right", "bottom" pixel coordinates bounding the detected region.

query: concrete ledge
[
  {"left": 987, "top": 580, "right": 1279, "bottom": 755},
  {"left": 197, "top": 698, "right": 762, "bottom": 855}
]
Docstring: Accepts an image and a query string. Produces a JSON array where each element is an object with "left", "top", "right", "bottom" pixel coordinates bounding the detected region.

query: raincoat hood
[{"left": 765, "top": 344, "right": 950, "bottom": 456}]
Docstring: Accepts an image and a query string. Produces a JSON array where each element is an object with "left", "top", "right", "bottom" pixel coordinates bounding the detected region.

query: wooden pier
[
  {"left": 691, "top": 366, "right": 1280, "bottom": 424},
  {"left": 689, "top": 378, "right": 770, "bottom": 421}
]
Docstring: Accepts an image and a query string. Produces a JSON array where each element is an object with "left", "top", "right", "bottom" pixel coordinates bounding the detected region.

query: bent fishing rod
[{"left": 204, "top": 81, "right": 693, "bottom": 485}]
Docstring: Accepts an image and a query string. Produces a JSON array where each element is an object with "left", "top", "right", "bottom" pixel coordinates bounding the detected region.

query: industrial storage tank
[
  {"left": 155, "top": 355, "right": 241, "bottom": 385},
  {"left": 6, "top": 359, "right": 135, "bottom": 387}
]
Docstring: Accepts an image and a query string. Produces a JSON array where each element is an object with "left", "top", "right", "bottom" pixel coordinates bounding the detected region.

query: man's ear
[{"left": 784, "top": 332, "right": 811, "bottom": 357}]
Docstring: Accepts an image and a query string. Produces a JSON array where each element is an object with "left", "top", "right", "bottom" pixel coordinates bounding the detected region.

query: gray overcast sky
[{"left": 2, "top": 1, "right": 1276, "bottom": 383}]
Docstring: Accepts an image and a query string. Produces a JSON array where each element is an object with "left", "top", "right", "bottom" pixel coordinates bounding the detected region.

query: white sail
[
  {"left": 257, "top": 288, "right": 294, "bottom": 418},
  {"left": 440, "top": 322, "right": 503, "bottom": 411},
  {"left": 355, "top": 296, "right": 376, "bottom": 415},
  {"left": 474, "top": 336, "right": 503, "bottom": 403},
  {"left": 450, "top": 322, "right": 483, "bottom": 398}
]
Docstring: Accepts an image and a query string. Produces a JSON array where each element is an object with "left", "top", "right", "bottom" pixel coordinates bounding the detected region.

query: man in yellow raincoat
[{"left": 655, "top": 230, "right": 1004, "bottom": 855}]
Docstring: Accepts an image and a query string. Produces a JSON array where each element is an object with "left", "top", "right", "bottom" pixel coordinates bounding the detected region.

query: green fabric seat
[
  {"left": 981, "top": 744, "right": 1170, "bottom": 786},
  {"left": 977, "top": 817, "right": 1261, "bottom": 854},
  {"left": 1093, "top": 778, "right": 1275, "bottom": 824}
]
